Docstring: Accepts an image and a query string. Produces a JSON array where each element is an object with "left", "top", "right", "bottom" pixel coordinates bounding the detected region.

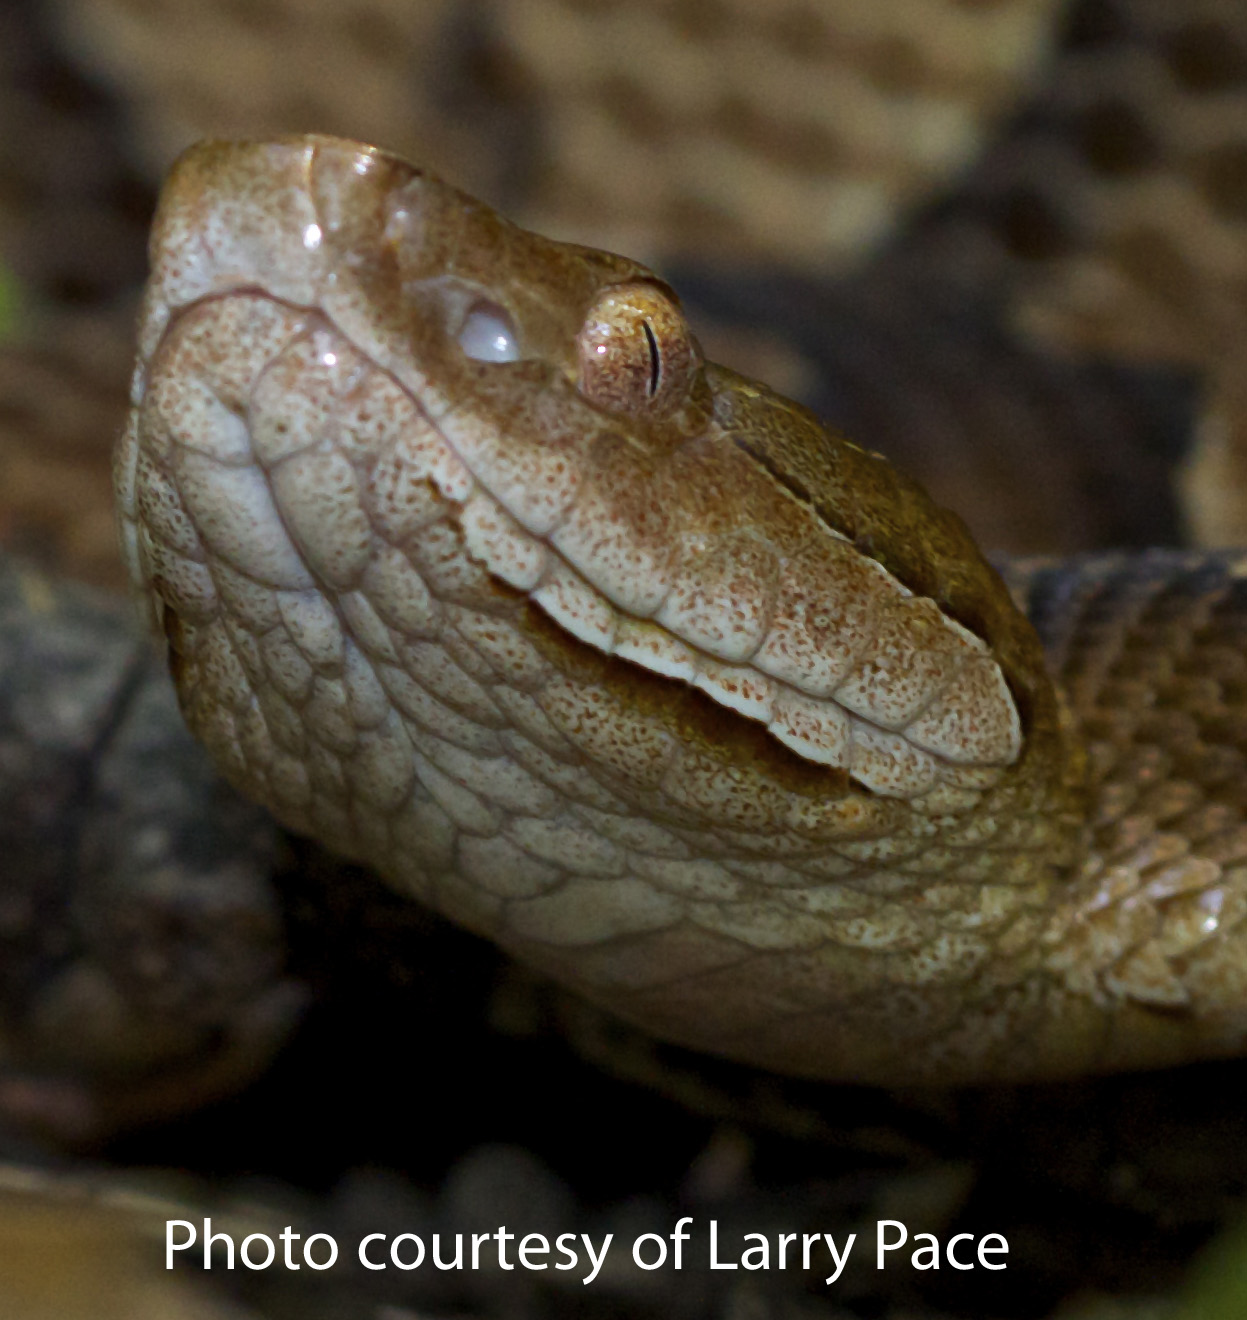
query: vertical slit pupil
[{"left": 642, "top": 320, "right": 661, "bottom": 397}]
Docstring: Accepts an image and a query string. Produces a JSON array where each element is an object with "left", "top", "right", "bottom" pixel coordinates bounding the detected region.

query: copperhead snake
[{"left": 114, "top": 135, "right": 1247, "bottom": 1088}]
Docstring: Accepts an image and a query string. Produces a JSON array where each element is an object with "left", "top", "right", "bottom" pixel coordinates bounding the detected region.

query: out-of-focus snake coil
[{"left": 115, "top": 136, "right": 1247, "bottom": 1086}]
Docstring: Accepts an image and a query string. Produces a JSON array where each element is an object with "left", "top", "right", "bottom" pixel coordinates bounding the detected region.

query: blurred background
[
  {"left": 6, "top": 0, "right": 1247, "bottom": 590},
  {"left": 2, "top": 2, "right": 1247, "bottom": 1317}
]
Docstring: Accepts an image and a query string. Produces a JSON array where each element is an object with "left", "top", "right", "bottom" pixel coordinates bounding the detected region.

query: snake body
[{"left": 115, "top": 136, "right": 1247, "bottom": 1087}]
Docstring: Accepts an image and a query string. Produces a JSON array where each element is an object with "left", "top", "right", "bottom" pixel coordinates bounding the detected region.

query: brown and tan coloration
[
  {"left": 116, "top": 137, "right": 1247, "bottom": 1086},
  {"left": 17, "top": 0, "right": 1247, "bottom": 584},
  {"left": 50, "top": 0, "right": 1064, "bottom": 270}
]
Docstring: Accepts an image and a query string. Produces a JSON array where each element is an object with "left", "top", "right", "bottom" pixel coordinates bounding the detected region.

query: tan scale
[{"left": 117, "top": 136, "right": 1247, "bottom": 1086}]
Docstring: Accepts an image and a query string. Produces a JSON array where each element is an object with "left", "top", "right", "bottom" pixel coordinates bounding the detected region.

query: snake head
[{"left": 115, "top": 137, "right": 1085, "bottom": 1084}]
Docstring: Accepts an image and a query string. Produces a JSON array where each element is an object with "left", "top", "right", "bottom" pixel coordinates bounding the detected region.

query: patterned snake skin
[
  {"left": 113, "top": 135, "right": 1247, "bottom": 1087},
  {"left": 0, "top": 10, "right": 1245, "bottom": 1320},
  {"left": 0, "top": 0, "right": 1242, "bottom": 1085},
  {"left": 4, "top": 8, "right": 1247, "bottom": 1318}
]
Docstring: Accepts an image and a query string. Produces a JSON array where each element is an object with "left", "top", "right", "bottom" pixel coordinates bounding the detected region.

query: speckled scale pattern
[
  {"left": 116, "top": 136, "right": 1247, "bottom": 1085},
  {"left": 994, "top": 551, "right": 1247, "bottom": 1073}
]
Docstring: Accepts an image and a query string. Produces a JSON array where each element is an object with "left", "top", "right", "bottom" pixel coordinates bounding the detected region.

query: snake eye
[
  {"left": 457, "top": 299, "right": 521, "bottom": 362},
  {"left": 576, "top": 281, "right": 697, "bottom": 419}
]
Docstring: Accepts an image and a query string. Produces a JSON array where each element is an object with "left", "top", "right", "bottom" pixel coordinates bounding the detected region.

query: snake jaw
[{"left": 120, "top": 135, "right": 1034, "bottom": 811}]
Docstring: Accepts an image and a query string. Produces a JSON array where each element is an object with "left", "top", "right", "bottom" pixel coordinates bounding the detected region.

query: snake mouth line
[
  {"left": 360, "top": 357, "right": 1025, "bottom": 809},
  {"left": 128, "top": 276, "right": 1020, "bottom": 813}
]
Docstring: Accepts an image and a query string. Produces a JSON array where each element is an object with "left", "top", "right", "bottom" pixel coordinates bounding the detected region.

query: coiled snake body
[{"left": 115, "top": 135, "right": 1247, "bottom": 1088}]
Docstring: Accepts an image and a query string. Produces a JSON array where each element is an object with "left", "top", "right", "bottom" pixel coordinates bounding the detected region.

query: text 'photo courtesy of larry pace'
[{"left": 167, "top": 1217, "right": 1009, "bottom": 1285}]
